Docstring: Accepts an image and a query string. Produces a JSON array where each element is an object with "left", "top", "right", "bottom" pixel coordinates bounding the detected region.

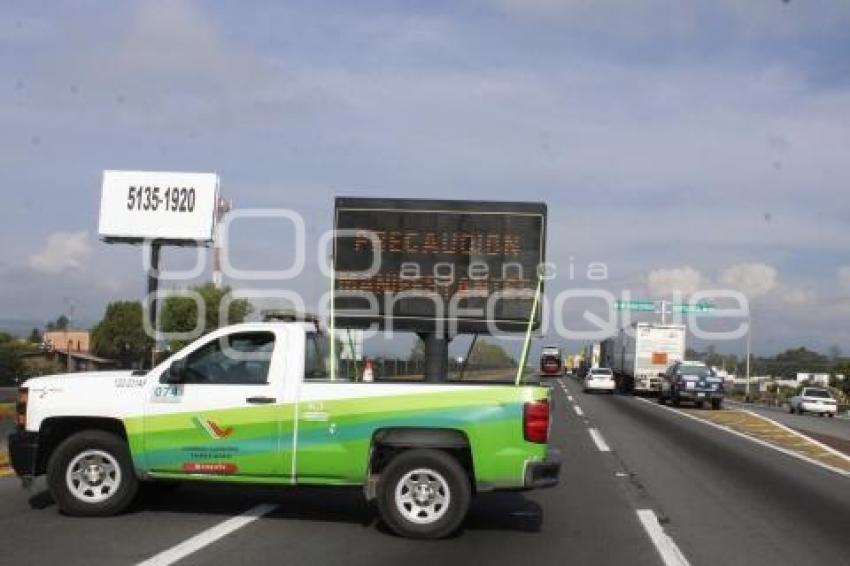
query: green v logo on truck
[{"left": 193, "top": 416, "right": 234, "bottom": 440}]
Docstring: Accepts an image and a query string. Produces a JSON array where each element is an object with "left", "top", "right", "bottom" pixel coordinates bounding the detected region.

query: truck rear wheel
[
  {"left": 376, "top": 449, "right": 471, "bottom": 539},
  {"left": 46, "top": 430, "right": 138, "bottom": 517}
]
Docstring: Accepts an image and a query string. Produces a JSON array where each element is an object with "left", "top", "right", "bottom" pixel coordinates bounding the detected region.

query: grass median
[{"left": 681, "top": 407, "right": 850, "bottom": 473}]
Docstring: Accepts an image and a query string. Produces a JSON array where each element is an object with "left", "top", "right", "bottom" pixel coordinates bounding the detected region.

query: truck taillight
[
  {"left": 524, "top": 399, "right": 550, "bottom": 443},
  {"left": 15, "top": 387, "right": 27, "bottom": 430}
]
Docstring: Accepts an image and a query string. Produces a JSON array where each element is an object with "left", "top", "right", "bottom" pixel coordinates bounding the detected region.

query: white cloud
[
  {"left": 719, "top": 263, "right": 778, "bottom": 298},
  {"left": 777, "top": 286, "right": 815, "bottom": 306},
  {"left": 647, "top": 266, "right": 703, "bottom": 297},
  {"left": 28, "top": 231, "right": 92, "bottom": 274}
]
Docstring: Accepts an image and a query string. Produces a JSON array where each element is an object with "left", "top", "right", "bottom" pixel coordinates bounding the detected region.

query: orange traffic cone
[{"left": 362, "top": 358, "right": 375, "bottom": 383}]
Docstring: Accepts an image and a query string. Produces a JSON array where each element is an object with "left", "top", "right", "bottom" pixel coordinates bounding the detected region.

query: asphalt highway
[{"left": 1, "top": 378, "right": 848, "bottom": 565}]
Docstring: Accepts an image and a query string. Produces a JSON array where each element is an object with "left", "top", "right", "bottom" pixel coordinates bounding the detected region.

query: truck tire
[
  {"left": 711, "top": 399, "right": 722, "bottom": 410},
  {"left": 46, "top": 430, "right": 139, "bottom": 517},
  {"left": 376, "top": 449, "right": 471, "bottom": 539}
]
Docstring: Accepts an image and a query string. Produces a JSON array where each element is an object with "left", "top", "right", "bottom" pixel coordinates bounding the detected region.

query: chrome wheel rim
[
  {"left": 394, "top": 468, "right": 451, "bottom": 525},
  {"left": 65, "top": 449, "right": 122, "bottom": 504}
]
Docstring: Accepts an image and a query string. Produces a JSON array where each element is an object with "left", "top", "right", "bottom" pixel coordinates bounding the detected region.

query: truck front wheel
[
  {"left": 46, "top": 430, "right": 139, "bottom": 517},
  {"left": 376, "top": 449, "right": 471, "bottom": 539}
]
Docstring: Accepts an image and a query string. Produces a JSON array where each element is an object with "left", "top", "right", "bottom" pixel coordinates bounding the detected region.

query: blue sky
[{"left": 1, "top": 0, "right": 849, "bottom": 357}]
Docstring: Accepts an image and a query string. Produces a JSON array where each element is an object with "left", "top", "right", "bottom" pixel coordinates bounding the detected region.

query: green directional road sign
[
  {"left": 615, "top": 300, "right": 656, "bottom": 312},
  {"left": 672, "top": 303, "right": 715, "bottom": 313}
]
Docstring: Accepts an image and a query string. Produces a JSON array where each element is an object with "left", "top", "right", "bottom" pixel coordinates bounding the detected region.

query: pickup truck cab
[
  {"left": 790, "top": 387, "right": 837, "bottom": 417},
  {"left": 7, "top": 322, "right": 560, "bottom": 538}
]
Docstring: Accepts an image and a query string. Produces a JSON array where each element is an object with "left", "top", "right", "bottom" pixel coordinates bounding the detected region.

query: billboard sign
[
  {"left": 98, "top": 170, "right": 220, "bottom": 244},
  {"left": 333, "top": 197, "right": 547, "bottom": 333}
]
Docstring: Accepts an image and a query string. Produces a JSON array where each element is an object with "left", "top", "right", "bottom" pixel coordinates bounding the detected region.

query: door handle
[{"left": 246, "top": 396, "right": 276, "bottom": 404}]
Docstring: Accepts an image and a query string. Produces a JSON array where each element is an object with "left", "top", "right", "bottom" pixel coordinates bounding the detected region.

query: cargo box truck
[{"left": 607, "top": 323, "right": 686, "bottom": 394}]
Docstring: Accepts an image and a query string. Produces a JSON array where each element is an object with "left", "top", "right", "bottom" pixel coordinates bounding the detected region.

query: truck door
[{"left": 142, "top": 330, "right": 293, "bottom": 479}]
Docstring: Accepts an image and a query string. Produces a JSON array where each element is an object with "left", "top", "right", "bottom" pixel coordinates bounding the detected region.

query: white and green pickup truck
[{"left": 7, "top": 322, "right": 560, "bottom": 538}]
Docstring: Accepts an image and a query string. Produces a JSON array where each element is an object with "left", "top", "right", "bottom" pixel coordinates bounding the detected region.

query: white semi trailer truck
[{"left": 604, "top": 323, "right": 686, "bottom": 394}]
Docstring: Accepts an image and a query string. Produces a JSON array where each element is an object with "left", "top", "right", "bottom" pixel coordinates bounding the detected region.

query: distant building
[
  {"left": 43, "top": 330, "right": 91, "bottom": 353},
  {"left": 796, "top": 372, "right": 829, "bottom": 387},
  {"left": 38, "top": 329, "right": 115, "bottom": 373}
]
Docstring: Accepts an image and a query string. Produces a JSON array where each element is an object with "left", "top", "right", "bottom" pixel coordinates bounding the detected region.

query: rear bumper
[
  {"left": 585, "top": 380, "right": 616, "bottom": 391},
  {"left": 7, "top": 431, "right": 39, "bottom": 478},
  {"left": 800, "top": 402, "right": 837, "bottom": 414},
  {"left": 524, "top": 448, "right": 561, "bottom": 489}
]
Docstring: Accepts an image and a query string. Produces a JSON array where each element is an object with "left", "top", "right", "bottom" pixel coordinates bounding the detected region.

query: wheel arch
[
  {"left": 37, "top": 417, "right": 129, "bottom": 476},
  {"left": 366, "top": 428, "right": 474, "bottom": 500}
]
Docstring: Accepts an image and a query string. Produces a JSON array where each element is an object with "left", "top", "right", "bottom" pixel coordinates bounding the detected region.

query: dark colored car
[{"left": 658, "top": 361, "right": 724, "bottom": 409}]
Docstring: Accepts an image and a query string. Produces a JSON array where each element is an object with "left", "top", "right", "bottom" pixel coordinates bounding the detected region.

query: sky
[{"left": 1, "top": 0, "right": 849, "bottom": 358}]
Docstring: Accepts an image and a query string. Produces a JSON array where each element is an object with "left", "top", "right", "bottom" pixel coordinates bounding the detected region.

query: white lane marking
[
  {"left": 739, "top": 409, "right": 850, "bottom": 464},
  {"left": 567, "top": 395, "right": 574, "bottom": 402},
  {"left": 636, "top": 509, "right": 691, "bottom": 566},
  {"left": 588, "top": 428, "right": 611, "bottom": 452},
  {"left": 573, "top": 404, "right": 584, "bottom": 417},
  {"left": 136, "top": 504, "right": 278, "bottom": 566},
  {"left": 635, "top": 397, "right": 850, "bottom": 478}
]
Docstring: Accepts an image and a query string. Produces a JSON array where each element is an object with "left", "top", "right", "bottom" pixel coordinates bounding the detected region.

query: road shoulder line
[
  {"left": 635, "top": 398, "right": 850, "bottom": 478},
  {"left": 739, "top": 409, "right": 850, "bottom": 463}
]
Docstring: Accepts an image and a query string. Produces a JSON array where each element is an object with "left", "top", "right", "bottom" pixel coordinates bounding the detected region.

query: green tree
[
  {"left": 46, "top": 315, "right": 70, "bottom": 331},
  {"left": 833, "top": 361, "right": 850, "bottom": 396},
  {"left": 160, "top": 283, "right": 252, "bottom": 349},
  {"left": 28, "top": 328, "right": 42, "bottom": 344},
  {"left": 91, "top": 301, "right": 153, "bottom": 369},
  {"left": 0, "top": 333, "right": 31, "bottom": 386},
  {"left": 468, "top": 340, "right": 515, "bottom": 368}
]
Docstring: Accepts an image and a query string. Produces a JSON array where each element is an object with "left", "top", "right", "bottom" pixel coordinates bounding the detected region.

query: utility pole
[{"left": 745, "top": 317, "right": 752, "bottom": 402}]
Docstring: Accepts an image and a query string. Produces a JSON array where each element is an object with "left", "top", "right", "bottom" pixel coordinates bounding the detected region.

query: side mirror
[{"left": 164, "top": 359, "right": 187, "bottom": 384}]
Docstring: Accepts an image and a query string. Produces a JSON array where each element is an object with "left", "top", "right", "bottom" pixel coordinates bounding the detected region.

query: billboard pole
[
  {"left": 422, "top": 332, "right": 450, "bottom": 382},
  {"left": 147, "top": 241, "right": 161, "bottom": 369},
  {"left": 516, "top": 279, "right": 542, "bottom": 386}
]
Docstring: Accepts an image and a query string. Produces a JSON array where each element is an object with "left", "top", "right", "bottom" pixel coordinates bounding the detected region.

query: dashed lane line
[
  {"left": 636, "top": 509, "right": 691, "bottom": 566},
  {"left": 136, "top": 504, "right": 278, "bottom": 566},
  {"left": 573, "top": 404, "right": 584, "bottom": 417},
  {"left": 588, "top": 428, "right": 611, "bottom": 452}
]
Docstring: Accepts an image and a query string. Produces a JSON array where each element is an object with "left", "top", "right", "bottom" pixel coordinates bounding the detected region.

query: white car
[
  {"left": 790, "top": 387, "right": 838, "bottom": 417},
  {"left": 584, "top": 367, "right": 616, "bottom": 393}
]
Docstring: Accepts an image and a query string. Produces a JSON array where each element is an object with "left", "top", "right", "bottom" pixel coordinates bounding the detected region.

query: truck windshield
[{"left": 677, "top": 366, "right": 715, "bottom": 379}]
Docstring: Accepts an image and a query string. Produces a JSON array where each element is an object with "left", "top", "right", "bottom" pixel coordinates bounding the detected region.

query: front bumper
[
  {"left": 676, "top": 389, "right": 723, "bottom": 401},
  {"left": 7, "top": 431, "right": 39, "bottom": 478},
  {"left": 524, "top": 448, "right": 561, "bottom": 489}
]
